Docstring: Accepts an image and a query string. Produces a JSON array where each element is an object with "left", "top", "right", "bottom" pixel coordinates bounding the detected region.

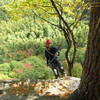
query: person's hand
[{"left": 55, "top": 52, "right": 58, "bottom": 56}]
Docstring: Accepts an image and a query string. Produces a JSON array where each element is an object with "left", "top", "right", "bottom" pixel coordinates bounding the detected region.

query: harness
[{"left": 45, "top": 48, "right": 59, "bottom": 65}]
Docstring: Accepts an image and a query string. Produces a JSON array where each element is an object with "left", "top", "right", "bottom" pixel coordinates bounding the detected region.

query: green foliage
[
  {"left": 0, "top": 63, "right": 11, "bottom": 75},
  {"left": 18, "top": 66, "right": 53, "bottom": 80},
  {"left": 0, "top": 63, "right": 10, "bottom": 71},
  {"left": 0, "top": 56, "right": 54, "bottom": 79},
  {"left": 0, "top": 55, "right": 5, "bottom": 64},
  {"left": 15, "top": 53, "right": 25, "bottom": 61},
  {"left": 8, "top": 56, "right": 53, "bottom": 79},
  {"left": 69, "top": 47, "right": 86, "bottom": 65},
  {"left": 0, "top": 8, "right": 8, "bottom": 20},
  {"left": 60, "top": 49, "right": 66, "bottom": 61},
  {"left": 59, "top": 49, "right": 67, "bottom": 69},
  {"left": 0, "top": 0, "right": 88, "bottom": 80},
  {"left": 10, "top": 60, "right": 24, "bottom": 71},
  {"left": 0, "top": 73, "right": 10, "bottom": 79},
  {"left": 17, "top": 56, "right": 54, "bottom": 80},
  {"left": 75, "top": 21, "right": 89, "bottom": 48},
  {"left": 75, "top": 48, "right": 86, "bottom": 64},
  {"left": 72, "top": 63, "right": 82, "bottom": 78},
  {"left": 22, "top": 56, "right": 44, "bottom": 66}
]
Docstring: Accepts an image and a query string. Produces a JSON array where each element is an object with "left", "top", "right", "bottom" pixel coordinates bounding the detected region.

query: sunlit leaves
[{"left": 2, "top": 0, "right": 88, "bottom": 22}]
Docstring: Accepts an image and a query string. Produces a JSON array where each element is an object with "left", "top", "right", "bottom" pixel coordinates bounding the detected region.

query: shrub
[
  {"left": 17, "top": 66, "right": 53, "bottom": 80},
  {"left": 0, "top": 55, "right": 5, "bottom": 64},
  {"left": 9, "top": 60, "right": 24, "bottom": 71},
  {"left": 22, "top": 56, "right": 45, "bottom": 67},
  {"left": 0, "top": 63, "right": 11, "bottom": 74},
  {"left": 0, "top": 73, "right": 10, "bottom": 79},
  {"left": 69, "top": 47, "right": 86, "bottom": 65},
  {"left": 72, "top": 63, "right": 82, "bottom": 78},
  {"left": 75, "top": 48, "right": 86, "bottom": 64},
  {"left": 8, "top": 72, "right": 16, "bottom": 78},
  {"left": 60, "top": 49, "right": 66, "bottom": 61},
  {"left": 15, "top": 52, "right": 25, "bottom": 61},
  {"left": 59, "top": 49, "right": 67, "bottom": 70},
  {"left": 17, "top": 56, "right": 54, "bottom": 80}
]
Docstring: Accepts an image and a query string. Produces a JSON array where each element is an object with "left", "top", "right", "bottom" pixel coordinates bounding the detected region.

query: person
[{"left": 45, "top": 39, "right": 65, "bottom": 79}]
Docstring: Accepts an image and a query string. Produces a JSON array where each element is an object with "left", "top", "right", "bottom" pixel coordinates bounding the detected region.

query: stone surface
[{"left": 0, "top": 76, "right": 80, "bottom": 100}]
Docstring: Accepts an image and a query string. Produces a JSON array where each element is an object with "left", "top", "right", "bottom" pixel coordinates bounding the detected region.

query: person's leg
[
  {"left": 49, "top": 63, "right": 59, "bottom": 79},
  {"left": 51, "top": 68, "right": 59, "bottom": 79},
  {"left": 56, "top": 61, "right": 65, "bottom": 76}
]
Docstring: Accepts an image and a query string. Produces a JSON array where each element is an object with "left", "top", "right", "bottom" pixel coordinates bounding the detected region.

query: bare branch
[
  {"left": 50, "top": 0, "right": 76, "bottom": 63},
  {"left": 32, "top": 11, "right": 60, "bottom": 28}
]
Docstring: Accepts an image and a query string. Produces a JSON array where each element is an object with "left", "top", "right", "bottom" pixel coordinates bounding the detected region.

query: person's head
[{"left": 45, "top": 39, "right": 52, "bottom": 48}]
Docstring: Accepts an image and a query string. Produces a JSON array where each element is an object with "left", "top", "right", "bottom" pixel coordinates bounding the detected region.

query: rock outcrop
[{"left": 0, "top": 76, "right": 80, "bottom": 99}]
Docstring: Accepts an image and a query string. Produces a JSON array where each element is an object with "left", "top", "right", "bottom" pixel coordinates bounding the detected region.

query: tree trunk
[
  {"left": 67, "top": 62, "right": 73, "bottom": 76},
  {"left": 67, "top": 1, "right": 100, "bottom": 100},
  {"left": 79, "top": 2, "right": 100, "bottom": 99}
]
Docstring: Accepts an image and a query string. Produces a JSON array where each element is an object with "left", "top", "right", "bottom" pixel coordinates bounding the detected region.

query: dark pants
[{"left": 49, "top": 60, "right": 65, "bottom": 79}]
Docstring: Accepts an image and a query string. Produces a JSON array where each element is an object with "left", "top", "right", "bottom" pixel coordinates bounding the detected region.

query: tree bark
[
  {"left": 79, "top": 3, "right": 100, "bottom": 100},
  {"left": 67, "top": 63, "right": 73, "bottom": 76},
  {"left": 66, "top": 1, "right": 100, "bottom": 100}
]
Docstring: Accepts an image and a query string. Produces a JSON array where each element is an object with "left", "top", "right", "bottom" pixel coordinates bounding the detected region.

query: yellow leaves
[
  {"left": 19, "top": 2, "right": 30, "bottom": 9},
  {"left": 9, "top": 81, "right": 35, "bottom": 95},
  {"left": 75, "top": 0, "right": 82, "bottom": 3},
  {"left": 4, "top": 0, "right": 87, "bottom": 22},
  {"left": 63, "top": 7, "right": 74, "bottom": 15},
  {"left": 59, "top": 89, "right": 73, "bottom": 98},
  {"left": 4, "top": 0, "right": 33, "bottom": 20}
]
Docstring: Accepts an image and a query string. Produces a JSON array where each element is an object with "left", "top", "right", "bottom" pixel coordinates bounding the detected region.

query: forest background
[{"left": 0, "top": 0, "right": 89, "bottom": 80}]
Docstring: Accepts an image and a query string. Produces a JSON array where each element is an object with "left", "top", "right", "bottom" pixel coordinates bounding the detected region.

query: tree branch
[
  {"left": 50, "top": 0, "right": 76, "bottom": 64},
  {"left": 32, "top": 11, "right": 60, "bottom": 28}
]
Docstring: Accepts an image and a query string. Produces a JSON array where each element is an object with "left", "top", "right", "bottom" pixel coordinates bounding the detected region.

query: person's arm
[
  {"left": 45, "top": 50, "right": 49, "bottom": 66},
  {"left": 53, "top": 47, "right": 59, "bottom": 56}
]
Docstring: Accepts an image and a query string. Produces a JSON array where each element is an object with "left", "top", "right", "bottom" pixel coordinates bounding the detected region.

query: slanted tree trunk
[{"left": 67, "top": 0, "right": 100, "bottom": 100}]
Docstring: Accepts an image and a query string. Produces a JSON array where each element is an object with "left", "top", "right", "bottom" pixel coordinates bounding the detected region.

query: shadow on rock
[{"left": 0, "top": 94, "right": 67, "bottom": 100}]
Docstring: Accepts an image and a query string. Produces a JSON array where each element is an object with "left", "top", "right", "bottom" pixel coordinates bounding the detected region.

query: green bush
[
  {"left": 0, "top": 55, "right": 5, "bottom": 64},
  {"left": 22, "top": 56, "right": 45, "bottom": 66},
  {"left": 0, "top": 63, "right": 11, "bottom": 73},
  {"left": 72, "top": 63, "right": 82, "bottom": 78},
  {"left": 10, "top": 60, "right": 24, "bottom": 71},
  {"left": 0, "top": 63, "right": 12, "bottom": 78},
  {"left": 15, "top": 52, "right": 25, "bottom": 61},
  {"left": 60, "top": 49, "right": 66, "bottom": 61},
  {"left": 69, "top": 47, "right": 86, "bottom": 65},
  {"left": 16, "top": 56, "right": 54, "bottom": 80},
  {"left": 75, "top": 48, "right": 86, "bottom": 64},
  {"left": 0, "top": 73, "right": 10, "bottom": 79},
  {"left": 75, "top": 21, "right": 88, "bottom": 48},
  {"left": 17, "top": 66, "right": 53, "bottom": 80},
  {"left": 8, "top": 71, "right": 16, "bottom": 78},
  {"left": 59, "top": 49, "right": 67, "bottom": 69}
]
